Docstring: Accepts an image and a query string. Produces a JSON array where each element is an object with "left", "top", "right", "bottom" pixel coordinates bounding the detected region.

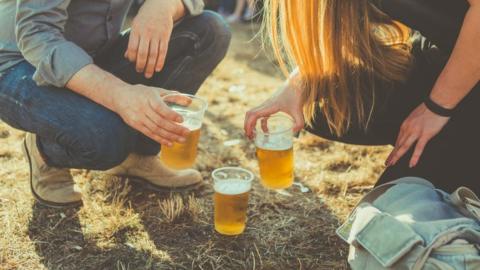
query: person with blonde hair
[{"left": 245, "top": 0, "right": 480, "bottom": 194}]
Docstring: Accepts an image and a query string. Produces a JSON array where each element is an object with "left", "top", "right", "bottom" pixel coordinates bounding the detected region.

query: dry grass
[{"left": 0, "top": 23, "right": 391, "bottom": 269}]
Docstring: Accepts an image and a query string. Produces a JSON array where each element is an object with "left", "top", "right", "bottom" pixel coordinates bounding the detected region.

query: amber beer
[
  {"left": 212, "top": 167, "right": 254, "bottom": 236},
  {"left": 214, "top": 180, "right": 250, "bottom": 235},
  {"left": 256, "top": 142, "right": 294, "bottom": 189},
  {"left": 160, "top": 94, "right": 207, "bottom": 169},
  {"left": 255, "top": 115, "right": 294, "bottom": 189},
  {"left": 161, "top": 118, "right": 202, "bottom": 169}
]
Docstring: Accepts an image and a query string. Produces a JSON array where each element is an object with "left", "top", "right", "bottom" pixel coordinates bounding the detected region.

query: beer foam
[
  {"left": 214, "top": 179, "right": 251, "bottom": 195},
  {"left": 255, "top": 135, "right": 293, "bottom": 151}
]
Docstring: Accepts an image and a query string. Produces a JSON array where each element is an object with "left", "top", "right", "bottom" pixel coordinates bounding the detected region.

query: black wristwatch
[{"left": 424, "top": 96, "right": 455, "bottom": 117}]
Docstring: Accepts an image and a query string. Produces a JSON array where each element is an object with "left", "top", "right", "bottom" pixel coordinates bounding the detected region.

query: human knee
[
  {"left": 74, "top": 116, "right": 135, "bottom": 170},
  {"left": 192, "top": 11, "right": 232, "bottom": 59}
]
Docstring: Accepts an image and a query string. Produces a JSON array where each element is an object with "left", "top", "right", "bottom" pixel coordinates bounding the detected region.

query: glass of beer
[
  {"left": 255, "top": 114, "right": 294, "bottom": 189},
  {"left": 160, "top": 93, "right": 207, "bottom": 169},
  {"left": 212, "top": 167, "right": 254, "bottom": 236}
]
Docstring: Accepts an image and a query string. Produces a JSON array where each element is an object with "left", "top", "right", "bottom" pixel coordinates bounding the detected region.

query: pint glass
[
  {"left": 160, "top": 94, "right": 207, "bottom": 169},
  {"left": 212, "top": 167, "right": 254, "bottom": 236},
  {"left": 255, "top": 114, "right": 294, "bottom": 189}
]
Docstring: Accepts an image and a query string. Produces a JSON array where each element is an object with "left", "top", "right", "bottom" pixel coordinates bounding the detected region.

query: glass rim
[
  {"left": 255, "top": 114, "right": 294, "bottom": 135},
  {"left": 211, "top": 167, "right": 255, "bottom": 183},
  {"left": 162, "top": 93, "right": 208, "bottom": 113}
]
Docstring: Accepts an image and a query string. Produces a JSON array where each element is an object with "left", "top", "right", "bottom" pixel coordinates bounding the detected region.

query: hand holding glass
[
  {"left": 255, "top": 114, "right": 294, "bottom": 189},
  {"left": 160, "top": 94, "right": 207, "bottom": 169}
]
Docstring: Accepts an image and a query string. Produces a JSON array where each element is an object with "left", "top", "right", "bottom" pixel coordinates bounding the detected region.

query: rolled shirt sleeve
[
  {"left": 182, "top": 0, "right": 204, "bottom": 16},
  {"left": 15, "top": 0, "right": 93, "bottom": 87}
]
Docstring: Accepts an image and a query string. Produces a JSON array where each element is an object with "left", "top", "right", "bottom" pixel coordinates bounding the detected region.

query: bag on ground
[{"left": 337, "top": 177, "right": 480, "bottom": 270}]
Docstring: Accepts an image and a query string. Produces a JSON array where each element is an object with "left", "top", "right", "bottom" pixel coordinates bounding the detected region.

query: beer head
[
  {"left": 212, "top": 167, "right": 254, "bottom": 193},
  {"left": 255, "top": 134, "right": 293, "bottom": 151},
  {"left": 163, "top": 94, "right": 207, "bottom": 130},
  {"left": 214, "top": 179, "right": 251, "bottom": 195},
  {"left": 254, "top": 114, "right": 293, "bottom": 149}
]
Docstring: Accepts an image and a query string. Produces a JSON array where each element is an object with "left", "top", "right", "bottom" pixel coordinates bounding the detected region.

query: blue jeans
[{"left": 0, "top": 11, "right": 231, "bottom": 170}]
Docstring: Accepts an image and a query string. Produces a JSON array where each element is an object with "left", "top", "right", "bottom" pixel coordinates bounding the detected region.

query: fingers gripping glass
[
  {"left": 160, "top": 94, "right": 208, "bottom": 169},
  {"left": 254, "top": 114, "right": 295, "bottom": 189}
]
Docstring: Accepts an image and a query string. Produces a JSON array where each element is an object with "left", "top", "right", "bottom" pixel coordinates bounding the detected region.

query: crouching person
[{"left": 0, "top": 0, "right": 231, "bottom": 208}]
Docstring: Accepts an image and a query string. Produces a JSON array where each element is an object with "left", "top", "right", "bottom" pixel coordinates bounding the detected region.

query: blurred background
[{"left": 133, "top": 0, "right": 263, "bottom": 23}]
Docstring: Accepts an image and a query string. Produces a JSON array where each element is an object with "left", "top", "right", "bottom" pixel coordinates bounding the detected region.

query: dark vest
[{"left": 370, "top": 0, "right": 469, "bottom": 52}]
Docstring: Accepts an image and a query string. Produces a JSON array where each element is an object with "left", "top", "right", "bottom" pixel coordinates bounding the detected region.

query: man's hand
[
  {"left": 125, "top": 0, "right": 186, "bottom": 78},
  {"left": 113, "top": 85, "right": 190, "bottom": 146},
  {"left": 66, "top": 64, "right": 190, "bottom": 146}
]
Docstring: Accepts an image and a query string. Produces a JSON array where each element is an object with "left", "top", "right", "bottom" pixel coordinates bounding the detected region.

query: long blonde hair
[{"left": 263, "top": 0, "right": 413, "bottom": 136}]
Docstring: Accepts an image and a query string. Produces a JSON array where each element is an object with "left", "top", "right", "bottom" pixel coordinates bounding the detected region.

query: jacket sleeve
[
  {"left": 182, "top": 0, "right": 205, "bottom": 16},
  {"left": 15, "top": 0, "right": 93, "bottom": 87}
]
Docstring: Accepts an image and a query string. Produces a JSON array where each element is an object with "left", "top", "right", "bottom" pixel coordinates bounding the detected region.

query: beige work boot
[
  {"left": 22, "top": 133, "right": 82, "bottom": 208},
  {"left": 106, "top": 153, "right": 203, "bottom": 191}
]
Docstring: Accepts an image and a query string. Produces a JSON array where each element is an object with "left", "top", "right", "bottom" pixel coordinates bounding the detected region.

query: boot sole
[
  {"left": 23, "top": 139, "right": 82, "bottom": 209},
  {"left": 114, "top": 174, "right": 204, "bottom": 193}
]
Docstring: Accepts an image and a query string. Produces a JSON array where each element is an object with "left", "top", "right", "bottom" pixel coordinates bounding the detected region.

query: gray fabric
[
  {"left": 337, "top": 177, "right": 480, "bottom": 269},
  {"left": 0, "top": 0, "right": 204, "bottom": 87}
]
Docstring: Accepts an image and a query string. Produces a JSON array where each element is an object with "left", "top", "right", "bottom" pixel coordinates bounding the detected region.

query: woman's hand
[
  {"left": 389, "top": 1, "right": 480, "bottom": 167},
  {"left": 125, "top": 0, "right": 185, "bottom": 78},
  {"left": 244, "top": 76, "right": 305, "bottom": 139},
  {"left": 386, "top": 103, "right": 450, "bottom": 168},
  {"left": 113, "top": 85, "right": 190, "bottom": 146}
]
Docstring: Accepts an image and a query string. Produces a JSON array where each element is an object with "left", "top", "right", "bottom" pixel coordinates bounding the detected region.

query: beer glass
[
  {"left": 254, "top": 114, "right": 294, "bottom": 189},
  {"left": 212, "top": 167, "right": 254, "bottom": 236},
  {"left": 160, "top": 94, "right": 207, "bottom": 169}
]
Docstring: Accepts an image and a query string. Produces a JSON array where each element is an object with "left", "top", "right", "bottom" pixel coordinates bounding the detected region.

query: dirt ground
[{"left": 0, "top": 23, "right": 391, "bottom": 270}]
